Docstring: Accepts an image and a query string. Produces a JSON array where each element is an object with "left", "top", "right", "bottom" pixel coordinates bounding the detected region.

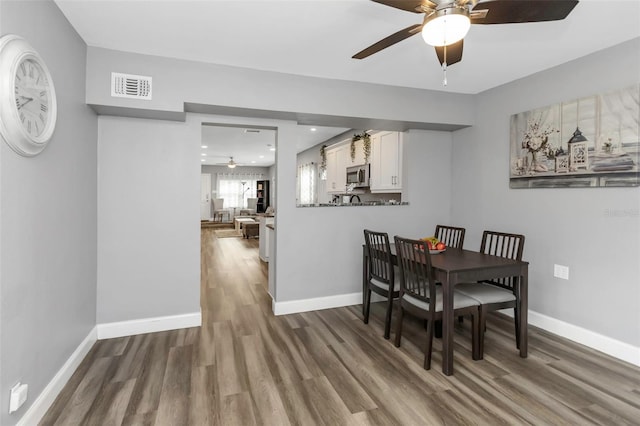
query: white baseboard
[
  {"left": 273, "top": 292, "right": 363, "bottom": 315},
  {"left": 96, "top": 311, "right": 202, "bottom": 340},
  {"left": 273, "top": 293, "right": 639, "bottom": 366},
  {"left": 17, "top": 327, "right": 98, "bottom": 426},
  {"left": 525, "top": 310, "right": 640, "bottom": 367},
  {"left": 17, "top": 312, "right": 202, "bottom": 425}
]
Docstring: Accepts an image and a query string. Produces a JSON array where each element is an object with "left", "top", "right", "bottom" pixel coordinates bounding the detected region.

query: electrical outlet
[
  {"left": 9, "top": 382, "right": 28, "bottom": 413},
  {"left": 554, "top": 264, "right": 569, "bottom": 280}
]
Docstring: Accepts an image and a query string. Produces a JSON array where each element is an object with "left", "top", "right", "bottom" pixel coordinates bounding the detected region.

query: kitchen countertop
[{"left": 297, "top": 201, "right": 409, "bottom": 208}]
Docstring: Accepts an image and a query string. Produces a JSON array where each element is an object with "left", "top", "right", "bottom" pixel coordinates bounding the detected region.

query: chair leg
[
  {"left": 478, "top": 306, "right": 487, "bottom": 359},
  {"left": 394, "top": 307, "right": 404, "bottom": 347},
  {"left": 363, "top": 289, "right": 372, "bottom": 324},
  {"left": 424, "top": 315, "right": 434, "bottom": 370},
  {"left": 383, "top": 294, "right": 393, "bottom": 340},
  {"left": 471, "top": 308, "right": 482, "bottom": 360}
]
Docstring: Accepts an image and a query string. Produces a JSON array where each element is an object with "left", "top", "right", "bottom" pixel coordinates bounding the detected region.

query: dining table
[{"left": 362, "top": 244, "right": 529, "bottom": 376}]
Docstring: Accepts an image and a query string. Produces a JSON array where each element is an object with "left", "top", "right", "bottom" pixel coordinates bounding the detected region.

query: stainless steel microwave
[{"left": 346, "top": 164, "right": 370, "bottom": 188}]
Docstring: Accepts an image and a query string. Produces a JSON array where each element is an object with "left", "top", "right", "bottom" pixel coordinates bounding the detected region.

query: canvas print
[{"left": 510, "top": 85, "right": 640, "bottom": 188}]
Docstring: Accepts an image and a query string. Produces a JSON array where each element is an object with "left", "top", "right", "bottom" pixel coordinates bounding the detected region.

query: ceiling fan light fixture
[
  {"left": 227, "top": 157, "right": 237, "bottom": 168},
  {"left": 421, "top": 7, "right": 470, "bottom": 47}
]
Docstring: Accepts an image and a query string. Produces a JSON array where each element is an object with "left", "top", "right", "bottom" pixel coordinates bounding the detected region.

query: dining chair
[
  {"left": 363, "top": 229, "right": 400, "bottom": 339},
  {"left": 434, "top": 225, "right": 466, "bottom": 330},
  {"left": 434, "top": 224, "right": 466, "bottom": 249},
  {"left": 212, "top": 198, "right": 227, "bottom": 222},
  {"left": 393, "top": 236, "right": 480, "bottom": 369},
  {"left": 454, "top": 230, "right": 525, "bottom": 358},
  {"left": 240, "top": 197, "right": 258, "bottom": 215}
]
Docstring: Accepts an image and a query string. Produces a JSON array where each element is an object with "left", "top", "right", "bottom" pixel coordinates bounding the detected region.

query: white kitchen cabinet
[
  {"left": 326, "top": 144, "right": 349, "bottom": 193},
  {"left": 370, "top": 131, "right": 403, "bottom": 193}
]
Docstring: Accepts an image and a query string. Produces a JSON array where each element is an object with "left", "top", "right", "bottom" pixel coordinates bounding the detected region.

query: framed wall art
[{"left": 510, "top": 85, "right": 640, "bottom": 188}]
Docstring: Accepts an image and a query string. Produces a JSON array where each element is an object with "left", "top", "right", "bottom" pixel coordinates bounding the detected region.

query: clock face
[
  {"left": 0, "top": 34, "right": 57, "bottom": 156},
  {"left": 15, "top": 58, "right": 51, "bottom": 138}
]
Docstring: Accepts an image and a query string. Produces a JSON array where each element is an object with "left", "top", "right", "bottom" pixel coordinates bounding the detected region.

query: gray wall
[
  {"left": 85, "top": 38, "right": 640, "bottom": 349},
  {"left": 85, "top": 45, "right": 457, "bottom": 307},
  {"left": 0, "top": 1, "right": 98, "bottom": 424},
  {"left": 97, "top": 115, "right": 200, "bottom": 323},
  {"left": 452, "top": 38, "right": 640, "bottom": 346},
  {"left": 280, "top": 129, "right": 453, "bottom": 301},
  {"left": 85, "top": 46, "right": 475, "bottom": 129}
]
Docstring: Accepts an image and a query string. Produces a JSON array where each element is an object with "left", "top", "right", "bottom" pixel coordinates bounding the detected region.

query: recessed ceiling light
[
  {"left": 310, "top": 128, "right": 317, "bottom": 132},
  {"left": 201, "top": 153, "right": 206, "bottom": 156},
  {"left": 269, "top": 147, "right": 276, "bottom": 151},
  {"left": 259, "top": 155, "right": 264, "bottom": 158},
  {"left": 251, "top": 160, "right": 256, "bottom": 164},
  {"left": 201, "top": 145, "right": 208, "bottom": 148},
  {"left": 201, "top": 159, "right": 205, "bottom": 162}
]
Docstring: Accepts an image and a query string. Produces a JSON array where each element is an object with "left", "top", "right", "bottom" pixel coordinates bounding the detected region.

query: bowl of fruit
[{"left": 421, "top": 236, "right": 446, "bottom": 254}]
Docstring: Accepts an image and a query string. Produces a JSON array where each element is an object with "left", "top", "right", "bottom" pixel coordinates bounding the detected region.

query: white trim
[
  {"left": 273, "top": 292, "right": 639, "bottom": 366},
  {"left": 96, "top": 311, "right": 202, "bottom": 340},
  {"left": 273, "top": 292, "right": 363, "bottom": 316},
  {"left": 17, "top": 327, "right": 98, "bottom": 426},
  {"left": 526, "top": 310, "right": 640, "bottom": 367}
]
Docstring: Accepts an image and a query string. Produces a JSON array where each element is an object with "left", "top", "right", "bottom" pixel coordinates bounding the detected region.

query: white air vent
[{"left": 111, "top": 72, "right": 152, "bottom": 100}]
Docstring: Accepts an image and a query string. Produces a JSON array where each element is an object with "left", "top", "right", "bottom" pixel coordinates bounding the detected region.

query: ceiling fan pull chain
[
  {"left": 442, "top": 63, "right": 447, "bottom": 87},
  {"left": 442, "top": 44, "right": 448, "bottom": 87}
]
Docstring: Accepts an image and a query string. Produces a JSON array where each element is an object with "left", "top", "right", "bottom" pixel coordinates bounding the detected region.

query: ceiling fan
[
  {"left": 210, "top": 156, "right": 240, "bottom": 168},
  {"left": 353, "top": 0, "right": 579, "bottom": 71}
]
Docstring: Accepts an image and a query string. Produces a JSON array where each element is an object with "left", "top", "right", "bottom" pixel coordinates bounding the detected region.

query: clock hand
[{"left": 17, "top": 97, "right": 34, "bottom": 109}]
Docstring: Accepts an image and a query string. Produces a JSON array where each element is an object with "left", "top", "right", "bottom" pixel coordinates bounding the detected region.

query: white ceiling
[
  {"left": 55, "top": 0, "right": 640, "bottom": 94},
  {"left": 200, "top": 123, "right": 349, "bottom": 167},
  {"left": 54, "top": 0, "right": 640, "bottom": 165}
]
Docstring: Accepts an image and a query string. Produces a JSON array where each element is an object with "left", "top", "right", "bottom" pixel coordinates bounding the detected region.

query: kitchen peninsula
[{"left": 297, "top": 201, "right": 409, "bottom": 208}]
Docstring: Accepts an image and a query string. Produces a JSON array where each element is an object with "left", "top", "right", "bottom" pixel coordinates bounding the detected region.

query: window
[
  {"left": 297, "top": 162, "right": 317, "bottom": 205},
  {"left": 217, "top": 173, "right": 262, "bottom": 208}
]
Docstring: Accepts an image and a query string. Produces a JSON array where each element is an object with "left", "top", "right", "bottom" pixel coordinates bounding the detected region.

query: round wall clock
[{"left": 0, "top": 34, "right": 57, "bottom": 156}]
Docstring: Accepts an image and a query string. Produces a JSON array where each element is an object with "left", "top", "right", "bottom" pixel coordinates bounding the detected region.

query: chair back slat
[
  {"left": 480, "top": 230, "right": 525, "bottom": 290},
  {"left": 394, "top": 236, "right": 437, "bottom": 312},
  {"left": 434, "top": 225, "right": 466, "bottom": 249},
  {"left": 364, "top": 230, "right": 394, "bottom": 285}
]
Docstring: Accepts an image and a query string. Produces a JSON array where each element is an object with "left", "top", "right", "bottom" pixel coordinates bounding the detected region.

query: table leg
[
  {"left": 441, "top": 272, "right": 454, "bottom": 376},
  {"left": 519, "top": 265, "right": 528, "bottom": 357}
]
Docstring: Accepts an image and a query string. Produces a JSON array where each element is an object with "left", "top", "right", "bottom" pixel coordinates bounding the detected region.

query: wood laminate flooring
[{"left": 40, "top": 228, "right": 640, "bottom": 425}]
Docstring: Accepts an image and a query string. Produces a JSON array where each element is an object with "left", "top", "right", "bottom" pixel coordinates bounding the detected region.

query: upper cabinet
[
  {"left": 321, "top": 131, "right": 403, "bottom": 197},
  {"left": 370, "top": 131, "right": 403, "bottom": 193},
  {"left": 326, "top": 144, "right": 349, "bottom": 193}
]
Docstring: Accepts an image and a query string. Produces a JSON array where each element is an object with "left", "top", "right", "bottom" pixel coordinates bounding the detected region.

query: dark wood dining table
[{"left": 362, "top": 245, "right": 529, "bottom": 376}]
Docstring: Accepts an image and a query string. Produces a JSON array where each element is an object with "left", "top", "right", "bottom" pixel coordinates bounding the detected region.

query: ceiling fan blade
[
  {"left": 371, "top": 0, "right": 435, "bottom": 14},
  {"left": 353, "top": 24, "right": 423, "bottom": 59},
  {"left": 471, "top": 0, "right": 579, "bottom": 25},
  {"left": 434, "top": 39, "right": 463, "bottom": 66}
]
